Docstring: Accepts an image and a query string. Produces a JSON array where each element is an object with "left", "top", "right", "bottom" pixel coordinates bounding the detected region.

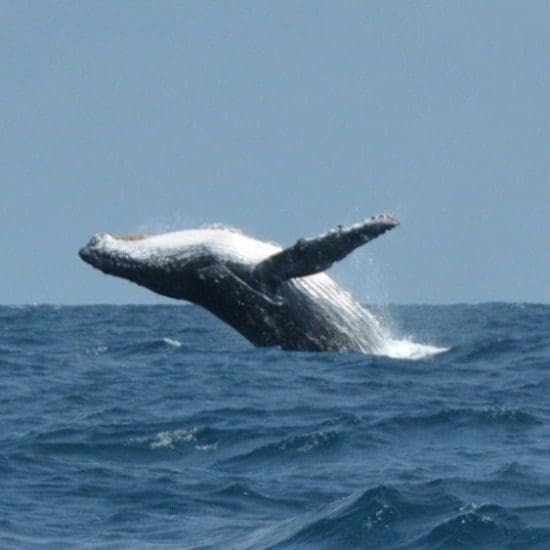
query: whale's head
[
  {"left": 79, "top": 233, "right": 147, "bottom": 273},
  {"left": 79, "top": 228, "right": 264, "bottom": 301},
  {"left": 79, "top": 232, "right": 199, "bottom": 299}
]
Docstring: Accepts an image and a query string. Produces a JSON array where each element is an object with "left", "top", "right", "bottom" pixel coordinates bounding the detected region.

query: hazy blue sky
[{"left": 2, "top": 1, "right": 549, "bottom": 304}]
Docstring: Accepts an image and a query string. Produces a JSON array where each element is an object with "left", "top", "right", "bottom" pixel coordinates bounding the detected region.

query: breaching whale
[{"left": 79, "top": 215, "right": 399, "bottom": 353}]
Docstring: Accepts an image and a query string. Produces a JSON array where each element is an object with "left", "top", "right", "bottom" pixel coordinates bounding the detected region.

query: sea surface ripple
[{"left": 1, "top": 304, "right": 550, "bottom": 548}]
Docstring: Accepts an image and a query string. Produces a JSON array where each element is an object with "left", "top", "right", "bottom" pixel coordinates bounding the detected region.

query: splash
[
  {"left": 376, "top": 337, "right": 449, "bottom": 360},
  {"left": 331, "top": 255, "right": 448, "bottom": 360},
  {"left": 372, "top": 305, "right": 449, "bottom": 360}
]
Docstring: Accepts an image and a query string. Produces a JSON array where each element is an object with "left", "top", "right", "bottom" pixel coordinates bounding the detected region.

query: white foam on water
[
  {"left": 137, "top": 428, "right": 218, "bottom": 452},
  {"left": 84, "top": 345, "right": 108, "bottom": 356},
  {"left": 163, "top": 337, "right": 182, "bottom": 348},
  {"left": 195, "top": 443, "right": 218, "bottom": 452},
  {"left": 149, "top": 427, "right": 198, "bottom": 448},
  {"left": 376, "top": 337, "right": 449, "bottom": 360}
]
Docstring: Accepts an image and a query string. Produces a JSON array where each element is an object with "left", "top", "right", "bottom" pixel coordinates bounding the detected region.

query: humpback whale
[{"left": 79, "top": 215, "right": 399, "bottom": 353}]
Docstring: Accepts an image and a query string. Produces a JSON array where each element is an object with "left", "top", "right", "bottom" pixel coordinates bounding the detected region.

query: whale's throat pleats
[{"left": 198, "top": 263, "right": 285, "bottom": 306}]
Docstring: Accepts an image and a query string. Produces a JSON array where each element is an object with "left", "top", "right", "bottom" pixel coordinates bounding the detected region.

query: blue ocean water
[{"left": 1, "top": 303, "right": 550, "bottom": 549}]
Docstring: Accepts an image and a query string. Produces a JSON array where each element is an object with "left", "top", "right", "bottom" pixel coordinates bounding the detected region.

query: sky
[{"left": 2, "top": 1, "right": 549, "bottom": 305}]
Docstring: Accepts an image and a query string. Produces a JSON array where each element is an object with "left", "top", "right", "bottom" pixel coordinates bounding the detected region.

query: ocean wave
[
  {"left": 244, "top": 484, "right": 454, "bottom": 548},
  {"left": 207, "top": 483, "right": 304, "bottom": 513},
  {"left": 376, "top": 407, "right": 541, "bottom": 433},
  {"left": 103, "top": 338, "right": 189, "bottom": 356},
  {"left": 412, "top": 504, "right": 550, "bottom": 549},
  {"left": 0, "top": 453, "right": 12, "bottom": 475},
  {"left": 245, "top": 483, "right": 550, "bottom": 549},
  {"left": 3, "top": 304, "right": 550, "bottom": 548},
  {"left": 224, "top": 430, "right": 340, "bottom": 466},
  {"left": 427, "top": 464, "right": 550, "bottom": 505}
]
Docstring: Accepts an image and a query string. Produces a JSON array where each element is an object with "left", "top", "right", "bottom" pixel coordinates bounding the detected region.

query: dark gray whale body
[{"left": 79, "top": 216, "right": 398, "bottom": 353}]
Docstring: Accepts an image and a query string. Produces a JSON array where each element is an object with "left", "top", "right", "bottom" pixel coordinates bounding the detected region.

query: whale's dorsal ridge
[{"left": 253, "top": 214, "right": 399, "bottom": 285}]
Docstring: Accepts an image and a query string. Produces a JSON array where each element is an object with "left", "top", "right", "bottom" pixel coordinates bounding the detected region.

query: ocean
[{"left": 1, "top": 303, "right": 549, "bottom": 548}]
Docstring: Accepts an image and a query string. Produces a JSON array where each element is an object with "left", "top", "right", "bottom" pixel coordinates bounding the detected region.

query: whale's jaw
[
  {"left": 79, "top": 233, "right": 145, "bottom": 280},
  {"left": 78, "top": 232, "right": 204, "bottom": 302}
]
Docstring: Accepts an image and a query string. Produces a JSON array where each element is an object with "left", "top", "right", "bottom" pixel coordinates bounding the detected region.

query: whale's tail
[{"left": 253, "top": 215, "right": 399, "bottom": 285}]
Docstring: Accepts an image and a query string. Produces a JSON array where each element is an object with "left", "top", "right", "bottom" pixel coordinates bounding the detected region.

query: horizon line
[{"left": 1, "top": 301, "right": 548, "bottom": 307}]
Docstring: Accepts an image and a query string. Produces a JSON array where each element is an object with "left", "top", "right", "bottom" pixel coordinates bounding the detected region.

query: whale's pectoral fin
[{"left": 253, "top": 215, "right": 399, "bottom": 284}]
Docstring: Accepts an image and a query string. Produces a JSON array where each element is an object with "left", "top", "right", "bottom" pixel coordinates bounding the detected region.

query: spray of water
[
  {"left": 376, "top": 337, "right": 448, "bottom": 360},
  {"left": 331, "top": 250, "right": 448, "bottom": 360}
]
